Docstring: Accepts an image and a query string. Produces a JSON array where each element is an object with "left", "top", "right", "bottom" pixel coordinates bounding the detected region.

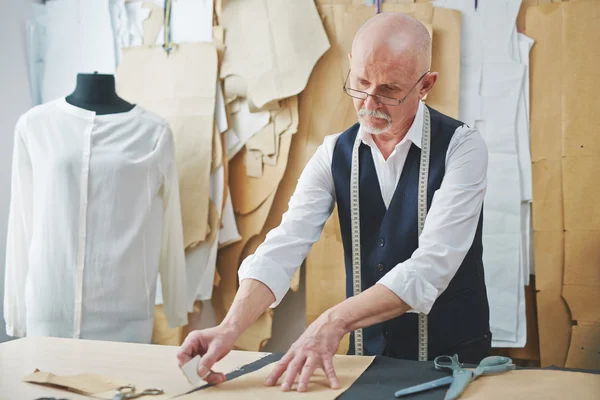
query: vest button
[
  {"left": 377, "top": 263, "right": 384, "bottom": 271},
  {"left": 379, "top": 238, "right": 385, "bottom": 247}
]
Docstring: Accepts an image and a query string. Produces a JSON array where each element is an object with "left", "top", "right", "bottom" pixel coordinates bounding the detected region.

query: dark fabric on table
[
  {"left": 339, "top": 355, "right": 451, "bottom": 400},
  {"left": 340, "top": 356, "right": 600, "bottom": 399},
  {"left": 176, "top": 352, "right": 285, "bottom": 397}
]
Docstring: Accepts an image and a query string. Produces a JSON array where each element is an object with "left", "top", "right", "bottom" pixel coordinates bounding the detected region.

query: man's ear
[{"left": 419, "top": 72, "right": 438, "bottom": 100}]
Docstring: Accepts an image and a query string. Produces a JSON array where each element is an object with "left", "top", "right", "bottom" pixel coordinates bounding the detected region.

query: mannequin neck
[{"left": 66, "top": 73, "right": 135, "bottom": 115}]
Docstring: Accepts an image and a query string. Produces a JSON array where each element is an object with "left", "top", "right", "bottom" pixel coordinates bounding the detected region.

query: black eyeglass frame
[{"left": 343, "top": 69, "right": 430, "bottom": 106}]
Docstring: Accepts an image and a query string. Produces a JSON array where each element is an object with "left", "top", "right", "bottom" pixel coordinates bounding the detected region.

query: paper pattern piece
[
  {"left": 151, "top": 304, "right": 183, "bottom": 346},
  {"left": 177, "top": 355, "right": 375, "bottom": 399},
  {"left": 213, "top": 132, "right": 295, "bottom": 351},
  {"left": 219, "top": 191, "right": 242, "bottom": 248},
  {"left": 213, "top": 192, "right": 277, "bottom": 346},
  {"left": 116, "top": 43, "right": 217, "bottom": 249},
  {"left": 22, "top": 370, "right": 126, "bottom": 396},
  {"left": 227, "top": 99, "right": 271, "bottom": 161},
  {"left": 461, "top": 369, "right": 600, "bottom": 400},
  {"left": 220, "top": 0, "right": 330, "bottom": 109},
  {"left": 528, "top": 0, "right": 600, "bottom": 369},
  {"left": 230, "top": 99, "right": 298, "bottom": 215},
  {"left": 427, "top": 7, "right": 462, "bottom": 118},
  {"left": 185, "top": 123, "right": 226, "bottom": 304}
]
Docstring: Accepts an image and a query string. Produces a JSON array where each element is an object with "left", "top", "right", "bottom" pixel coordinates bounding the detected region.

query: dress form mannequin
[{"left": 65, "top": 72, "right": 134, "bottom": 115}]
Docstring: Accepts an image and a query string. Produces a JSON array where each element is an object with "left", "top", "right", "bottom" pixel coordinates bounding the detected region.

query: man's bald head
[{"left": 351, "top": 12, "right": 431, "bottom": 78}]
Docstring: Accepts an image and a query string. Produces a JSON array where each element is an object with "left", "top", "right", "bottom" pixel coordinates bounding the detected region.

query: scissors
[
  {"left": 394, "top": 354, "right": 515, "bottom": 400},
  {"left": 112, "top": 384, "right": 164, "bottom": 400}
]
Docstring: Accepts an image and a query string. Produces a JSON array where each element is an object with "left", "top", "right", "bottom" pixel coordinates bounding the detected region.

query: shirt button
[
  {"left": 379, "top": 238, "right": 385, "bottom": 247},
  {"left": 377, "top": 263, "right": 384, "bottom": 272}
]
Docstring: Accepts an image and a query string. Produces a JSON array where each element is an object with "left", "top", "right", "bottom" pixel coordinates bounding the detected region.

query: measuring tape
[{"left": 350, "top": 106, "right": 431, "bottom": 360}]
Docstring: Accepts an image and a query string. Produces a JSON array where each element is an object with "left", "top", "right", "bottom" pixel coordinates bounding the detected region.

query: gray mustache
[{"left": 358, "top": 107, "right": 391, "bottom": 122}]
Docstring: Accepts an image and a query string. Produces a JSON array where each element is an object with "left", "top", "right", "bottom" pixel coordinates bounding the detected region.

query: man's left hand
[{"left": 264, "top": 313, "right": 346, "bottom": 392}]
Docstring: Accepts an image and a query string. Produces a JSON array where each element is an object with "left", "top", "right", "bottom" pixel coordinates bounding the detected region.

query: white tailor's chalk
[{"left": 181, "top": 355, "right": 211, "bottom": 387}]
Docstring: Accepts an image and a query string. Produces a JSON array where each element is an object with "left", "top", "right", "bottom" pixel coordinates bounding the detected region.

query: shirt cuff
[
  {"left": 377, "top": 266, "right": 439, "bottom": 314},
  {"left": 238, "top": 254, "right": 291, "bottom": 307},
  {"left": 5, "top": 323, "right": 26, "bottom": 338}
]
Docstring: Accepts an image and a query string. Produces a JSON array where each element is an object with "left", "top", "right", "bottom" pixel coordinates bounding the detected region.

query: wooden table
[
  {"left": 3, "top": 337, "right": 599, "bottom": 400},
  {"left": 0, "top": 336, "right": 267, "bottom": 399}
]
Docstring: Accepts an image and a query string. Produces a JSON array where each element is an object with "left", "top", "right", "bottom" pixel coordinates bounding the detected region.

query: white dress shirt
[
  {"left": 238, "top": 101, "right": 488, "bottom": 314},
  {"left": 4, "top": 98, "right": 188, "bottom": 342}
]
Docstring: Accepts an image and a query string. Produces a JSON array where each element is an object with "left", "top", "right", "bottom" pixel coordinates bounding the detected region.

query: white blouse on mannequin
[{"left": 4, "top": 97, "right": 188, "bottom": 343}]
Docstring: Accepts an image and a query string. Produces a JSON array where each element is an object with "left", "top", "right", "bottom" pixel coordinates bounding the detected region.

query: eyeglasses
[{"left": 343, "top": 69, "right": 430, "bottom": 106}]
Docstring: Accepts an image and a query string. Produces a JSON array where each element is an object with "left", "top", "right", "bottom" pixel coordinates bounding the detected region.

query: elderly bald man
[{"left": 177, "top": 12, "right": 491, "bottom": 392}]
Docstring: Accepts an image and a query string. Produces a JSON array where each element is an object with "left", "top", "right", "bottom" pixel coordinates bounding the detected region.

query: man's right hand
[{"left": 176, "top": 325, "right": 238, "bottom": 385}]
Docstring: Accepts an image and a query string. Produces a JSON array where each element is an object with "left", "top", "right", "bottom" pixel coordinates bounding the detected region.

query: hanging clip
[
  {"left": 163, "top": 0, "right": 174, "bottom": 55},
  {"left": 364, "top": 0, "right": 381, "bottom": 14}
]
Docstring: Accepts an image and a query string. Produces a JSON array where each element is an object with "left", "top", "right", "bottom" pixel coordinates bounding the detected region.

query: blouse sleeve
[
  {"left": 4, "top": 117, "right": 33, "bottom": 337},
  {"left": 157, "top": 126, "right": 189, "bottom": 328}
]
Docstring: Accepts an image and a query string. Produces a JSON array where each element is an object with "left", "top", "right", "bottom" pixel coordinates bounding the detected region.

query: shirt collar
[{"left": 358, "top": 100, "right": 425, "bottom": 150}]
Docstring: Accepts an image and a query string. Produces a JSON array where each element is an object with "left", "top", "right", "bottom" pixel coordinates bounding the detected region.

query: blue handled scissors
[{"left": 394, "top": 354, "right": 515, "bottom": 400}]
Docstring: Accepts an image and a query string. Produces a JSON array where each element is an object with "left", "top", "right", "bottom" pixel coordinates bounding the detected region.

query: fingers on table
[
  {"left": 265, "top": 351, "right": 295, "bottom": 386},
  {"left": 281, "top": 354, "right": 308, "bottom": 392},
  {"left": 265, "top": 351, "right": 339, "bottom": 392},
  {"left": 297, "top": 356, "right": 320, "bottom": 392},
  {"left": 322, "top": 356, "right": 340, "bottom": 389}
]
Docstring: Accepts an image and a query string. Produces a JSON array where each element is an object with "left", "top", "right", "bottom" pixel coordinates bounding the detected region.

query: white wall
[{"left": 0, "top": 1, "right": 34, "bottom": 342}]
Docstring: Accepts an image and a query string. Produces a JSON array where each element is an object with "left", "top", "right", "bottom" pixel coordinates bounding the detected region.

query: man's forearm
[
  {"left": 324, "top": 283, "right": 411, "bottom": 333},
  {"left": 220, "top": 278, "right": 276, "bottom": 336}
]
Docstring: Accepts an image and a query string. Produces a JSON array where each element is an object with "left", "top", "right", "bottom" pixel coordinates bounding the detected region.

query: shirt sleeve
[
  {"left": 377, "top": 126, "right": 489, "bottom": 314},
  {"left": 157, "top": 126, "right": 189, "bottom": 328},
  {"left": 238, "top": 135, "right": 339, "bottom": 307},
  {"left": 4, "top": 117, "right": 33, "bottom": 337}
]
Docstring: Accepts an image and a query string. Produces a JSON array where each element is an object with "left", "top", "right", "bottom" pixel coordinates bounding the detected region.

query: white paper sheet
[
  {"left": 432, "top": 0, "right": 483, "bottom": 126},
  {"left": 215, "top": 82, "right": 228, "bottom": 134},
  {"left": 516, "top": 34, "right": 534, "bottom": 286},
  {"left": 434, "top": 0, "right": 529, "bottom": 347},
  {"left": 492, "top": 250, "right": 527, "bottom": 347},
  {"left": 479, "top": 71, "right": 523, "bottom": 343},
  {"left": 479, "top": 0, "right": 522, "bottom": 63},
  {"left": 516, "top": 33, "right": 535, "bottom": 202},
  {"left": 111, "top": 0, "right": 150, "bottom": 55},
  {"left": 219, "top": 190, "right": 242, "bottom": 247},
  {"left": 42, "top": 0, "right": 117, "bottom": 103},
  {"left": 224, "top": 129, "right": 241, "bottom": 154},
  {"left": 227, "top": 99, "right": 270, "bottom": 160},
  {"left": 155, "top": 0, "right": 214, "bottom": 45},
  {"left": 520, "top": 203, "right": 532, "bottom": 285},
  {"left": 185, "top": 165, "right": 225, "bottom": 303},
  {"left": 113, "top": 0, "right": 213, "bottom": 51}
]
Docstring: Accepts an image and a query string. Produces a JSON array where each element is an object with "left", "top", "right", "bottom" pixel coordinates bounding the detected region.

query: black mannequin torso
[{"left": 65, "top": 73, "right": 135, "bottom": 115}]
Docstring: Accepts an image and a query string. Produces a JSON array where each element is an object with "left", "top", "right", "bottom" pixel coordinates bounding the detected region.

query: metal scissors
[
  {"left": 112, "top": 384, "right": 164, "bottom": 400},
  {"left": 394, "top": 354, "right": 516, "bottom": 400}
]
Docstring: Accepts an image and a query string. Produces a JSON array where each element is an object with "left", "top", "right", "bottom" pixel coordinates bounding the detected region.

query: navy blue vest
[{"left": 332, "top": 106, "right": 490, "bottom": 362}]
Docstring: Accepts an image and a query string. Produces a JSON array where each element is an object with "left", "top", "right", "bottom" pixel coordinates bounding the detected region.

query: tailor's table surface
[{"left": 0, "top": 336, "right": 266, "bottom": 399}]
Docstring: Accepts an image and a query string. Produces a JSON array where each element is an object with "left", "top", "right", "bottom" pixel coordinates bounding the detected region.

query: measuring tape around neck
[{"left": 350, "top": 106, "right": 431, "bottom": 360}]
